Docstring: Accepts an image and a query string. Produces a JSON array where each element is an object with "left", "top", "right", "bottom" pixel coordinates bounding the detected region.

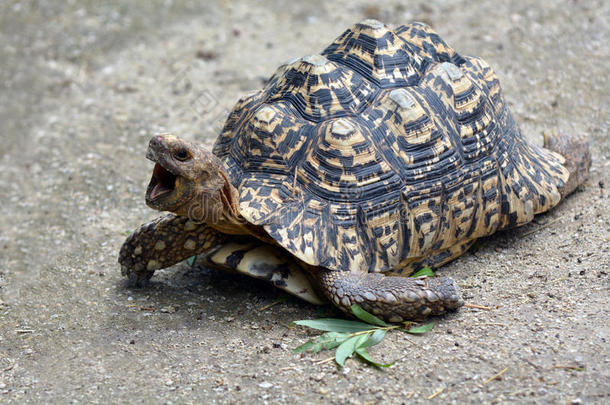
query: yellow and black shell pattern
[{"left": 212, "top": 20, "right": 569, "bottom": 275}]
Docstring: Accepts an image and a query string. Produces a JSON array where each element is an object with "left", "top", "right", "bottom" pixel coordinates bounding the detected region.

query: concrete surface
[{"left": 0, "top": 0, "right": 608, "bottom": 403}]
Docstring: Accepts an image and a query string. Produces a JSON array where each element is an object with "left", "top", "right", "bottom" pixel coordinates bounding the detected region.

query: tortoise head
[{"left": 145, "top": 134, "right": 239, "bottom": 223}]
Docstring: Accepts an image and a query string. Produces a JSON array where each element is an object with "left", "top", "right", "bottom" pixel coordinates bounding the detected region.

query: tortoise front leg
[
  {"left": 319, "top": 270, "right": 462, "bottom": 322},
  {"left": 119, "top": 214, "right": 227, "bottom": 286}
]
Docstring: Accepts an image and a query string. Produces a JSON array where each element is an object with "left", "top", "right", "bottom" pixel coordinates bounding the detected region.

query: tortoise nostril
[{"left": 150, "top": 135, "right": 164, "bottom": 148}]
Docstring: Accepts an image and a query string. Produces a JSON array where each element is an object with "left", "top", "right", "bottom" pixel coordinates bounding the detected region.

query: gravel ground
[{"left": 0, "top": 0, "right": 608, "bottom": 403}]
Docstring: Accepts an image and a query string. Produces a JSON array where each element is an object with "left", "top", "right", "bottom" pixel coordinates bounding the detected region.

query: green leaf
[
  {"left": 350, "top": 304, "right": 388, "bottom": 327},
  {"left": 336, "top": 334, "right": 369, "bottom": 366},
  {"left": 293, "top": 319, "right": 374, "bottom": 333},
  {"left": 293, "top": 332, "right": 350, "bottom": 354},
  {"left": 293, "top": 339, "right": 317, "bottom": 354},
  {"left": 355, "top": 347, "right": 395, "bottom": 368},
  {"left": 363, "top": 328, "right": 388, "bottom": 348},
  {"left": 186, "top": 256, "right": 196, "bottom": 266},
  {"left": 404, "top": 321, "right": 436, "bottom": 334},
  {"left": 410, "top": 267, "right": 435, "bottom": 278}
]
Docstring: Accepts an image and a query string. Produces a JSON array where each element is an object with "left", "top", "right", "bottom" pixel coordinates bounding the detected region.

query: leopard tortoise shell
[{"left": 119, "top": 20, "right": 590, "bottom": 322}]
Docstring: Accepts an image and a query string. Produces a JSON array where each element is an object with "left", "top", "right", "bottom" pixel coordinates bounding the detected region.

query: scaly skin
[
  {"left": 319, "top": 270, "right": 461, "bottom": 322},
  {"left": 119, "top": 214, "right": 227, "bottom": 286},
  {"left": 543, "top": 132, "right": 592, "bottom": 198}
]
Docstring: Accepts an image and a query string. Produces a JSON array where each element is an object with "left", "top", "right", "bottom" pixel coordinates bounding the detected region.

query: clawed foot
[{"left": 121, "top": 264, "right": 154, "bottom": 288}]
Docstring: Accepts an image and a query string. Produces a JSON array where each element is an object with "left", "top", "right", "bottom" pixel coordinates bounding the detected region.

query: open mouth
[{"left": 148, "top": 163, "right": 177, "bottom": 201}]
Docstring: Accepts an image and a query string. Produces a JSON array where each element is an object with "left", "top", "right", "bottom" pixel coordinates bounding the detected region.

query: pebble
[
  {"left": 160, "top": 306, "right": 176, "bottom": 313},
  {"left": 312, "top": 373, "right": 325, "bottom": 382}
]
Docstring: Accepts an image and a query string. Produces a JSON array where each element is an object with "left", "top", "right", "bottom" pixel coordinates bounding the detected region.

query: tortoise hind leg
[
  {"left": 318, "top": 270, "right": 462, "bottom": 322},
  {"left": 119, "top": 214, "right": 227, "bottom": 286},
  {"left": 543, "top": 131, "right": 591, "bottom": 198},
  {"left": 317, "top": 240, "right": 475, "bottom": 322}
]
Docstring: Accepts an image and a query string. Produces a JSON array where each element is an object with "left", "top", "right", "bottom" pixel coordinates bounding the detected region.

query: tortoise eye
[{"left": 173, "top": 149, "right": 190, "bottom": 161}]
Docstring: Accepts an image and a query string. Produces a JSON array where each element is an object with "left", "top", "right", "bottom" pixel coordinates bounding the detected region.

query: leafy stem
[{"left": 293, "top": 304, "right": 435, "bottom": 367}]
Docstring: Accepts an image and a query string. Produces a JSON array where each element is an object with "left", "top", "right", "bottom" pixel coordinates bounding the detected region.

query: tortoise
[{"left": 119, "top": 20, "right": 590, "bottom": 322}]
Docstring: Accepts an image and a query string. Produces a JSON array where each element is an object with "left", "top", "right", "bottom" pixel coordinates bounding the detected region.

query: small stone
[
  {"left": 318, "top": 387, "right": 329, "bottom": 395},
  {"left": 160, "top": 306, "right": 176, "bottom": 313},
  {"left": 258, "top": 382, "right": 273, "bottom": 389},
  {"left": 165, "top": 380, "right": 174, "bottom": 386}
]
